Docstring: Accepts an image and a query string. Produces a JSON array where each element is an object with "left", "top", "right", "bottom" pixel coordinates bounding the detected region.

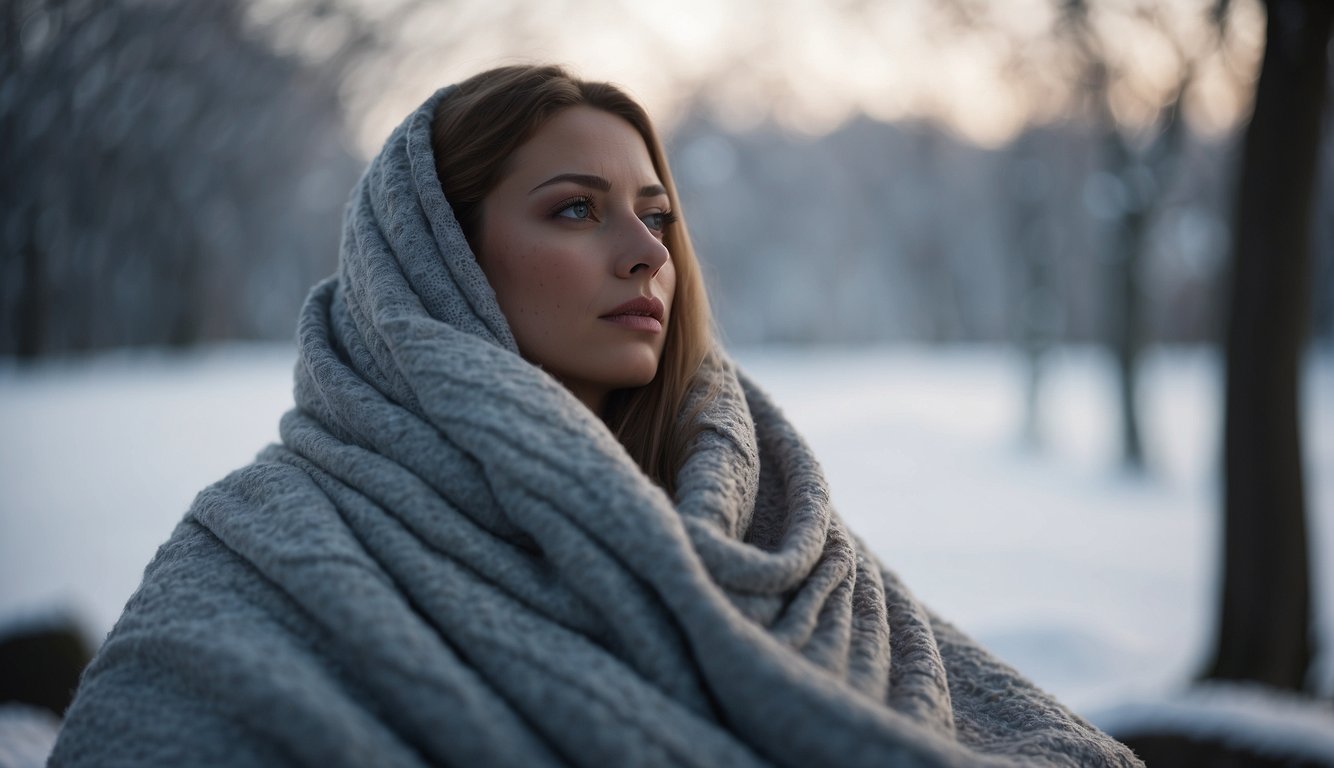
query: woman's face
[{"left": 476, "top": 106, "right": 676, "bottom": 414}]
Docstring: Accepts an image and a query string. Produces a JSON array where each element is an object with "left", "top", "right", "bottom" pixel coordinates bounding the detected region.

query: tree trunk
[
  {"left": 1204, "top": 0, "right": 1332, "bottom": 691},
  {"left": 1110, "top": 198, "right": 1147, "bottom": 472}
]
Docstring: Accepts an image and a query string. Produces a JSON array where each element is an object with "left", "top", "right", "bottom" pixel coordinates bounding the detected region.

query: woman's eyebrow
[
  {"left": 530, "top": 173, "right": 610, "bottom": 193},
  {"left": 529, "top": 173, "right": 667, "bottom": 199}
]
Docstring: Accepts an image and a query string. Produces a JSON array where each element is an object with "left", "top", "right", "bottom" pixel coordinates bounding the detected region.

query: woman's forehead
[{"left": 503, "top": 106, "right": 661, "bottom": 190}]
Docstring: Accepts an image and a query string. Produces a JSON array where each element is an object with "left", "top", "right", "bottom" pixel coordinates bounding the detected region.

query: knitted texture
[{"left": 50, "top": 87, "right": 1142, "bottom": 768}]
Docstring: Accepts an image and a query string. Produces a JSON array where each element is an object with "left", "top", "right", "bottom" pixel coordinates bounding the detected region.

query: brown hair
[{"left": 431, "top": 64, "right": 715, "bottom": 495}]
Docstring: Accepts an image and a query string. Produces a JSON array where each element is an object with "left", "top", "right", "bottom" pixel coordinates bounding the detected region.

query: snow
[
  {"left": 1094, "top": 682, "right": 1334, "bottom": 762},
  {"left": 1, "top": 342, "right": 1330, "bottom": 721},
  {"left": 0, "top": 345, "right": 296, "bottom": 639},
  {"left": 0, "top": 704, "right": 61, "bottom": 768}
]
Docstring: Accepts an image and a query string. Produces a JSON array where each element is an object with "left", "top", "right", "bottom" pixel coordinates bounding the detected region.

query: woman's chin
[
  {"left": 604, "top": 370, "right": 659, "bottom": 393},
  {"left": 592, "top": 350, "right": 663, "bottom": 391}
]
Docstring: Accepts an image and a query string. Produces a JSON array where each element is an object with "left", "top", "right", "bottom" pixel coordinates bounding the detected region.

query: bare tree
[
  {"left": 1054, "top": 0, "right": 1225, "bottom": 472},
  {"left": 1003, "top": 131, "right": 1063, "bottom": 447},
  {"left": 1203, "top": 0, "right": 1331, "bottom": 692},
  {"left": 1, "top": 0, "right": 361, "bottom": 357}
]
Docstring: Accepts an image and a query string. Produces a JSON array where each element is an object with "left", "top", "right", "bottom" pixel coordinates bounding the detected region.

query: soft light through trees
[
  {"left": 242, "top": 0, "right": 1265, "bottom": 156},
  {"left": 6, "top": 0, "right": 1316, "bottom": 367}
]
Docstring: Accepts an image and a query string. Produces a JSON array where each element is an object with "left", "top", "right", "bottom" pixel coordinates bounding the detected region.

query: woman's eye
[
  {"left": 556, "top": 199, "right": 593, "bottom": 220},
  {"left": 641, "top": 211, "right": 673, "bottom": 232}
]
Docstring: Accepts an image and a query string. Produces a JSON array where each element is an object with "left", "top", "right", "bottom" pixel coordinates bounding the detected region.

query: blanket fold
[{"left": 50, "top": 86, "right": 1141, "bottom": 768}]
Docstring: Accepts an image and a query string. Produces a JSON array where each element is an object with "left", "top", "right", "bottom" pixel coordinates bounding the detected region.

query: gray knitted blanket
[{"left": 50, "top": 87, "right": 1141, "bottom": 768}]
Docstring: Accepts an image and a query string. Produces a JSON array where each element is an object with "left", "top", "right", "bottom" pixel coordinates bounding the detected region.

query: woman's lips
[
  {"left": 601, "top": 314, "right": 663, "bottom": 332},
  {"left": 600, "top": 295, "right": 665, "bottom": 333}
]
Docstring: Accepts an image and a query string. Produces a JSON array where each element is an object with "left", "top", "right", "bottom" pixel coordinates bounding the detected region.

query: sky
[{"left": 245, "top": 0, "right": 1267, "bottom": 155}]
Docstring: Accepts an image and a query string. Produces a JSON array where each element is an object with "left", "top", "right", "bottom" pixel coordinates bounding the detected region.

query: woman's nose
[{"left": 613, "top": 216, "right": 670, "bottom": 279}]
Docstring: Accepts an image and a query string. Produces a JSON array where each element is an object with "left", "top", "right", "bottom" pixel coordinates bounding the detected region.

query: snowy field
[{"left": 1, "top": 343, "right": 1330, "bottom": 725}]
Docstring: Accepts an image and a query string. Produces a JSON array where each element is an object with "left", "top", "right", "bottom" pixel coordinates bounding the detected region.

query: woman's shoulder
[
  {"left": 97, "top": 452, "right": 330, "bottom": 646},
  {"left": 49, "top": 455, "right": 363, "bottom": 767}
]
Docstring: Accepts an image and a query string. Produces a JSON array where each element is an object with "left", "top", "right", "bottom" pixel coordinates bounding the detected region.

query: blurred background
[{"left": 2, "top": 0, "right": 1332, "bottom": 763}]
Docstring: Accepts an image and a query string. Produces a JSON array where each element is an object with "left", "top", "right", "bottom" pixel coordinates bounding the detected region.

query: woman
[{"left": 50, "top": 65, "right": 1140, "bottom": 767}]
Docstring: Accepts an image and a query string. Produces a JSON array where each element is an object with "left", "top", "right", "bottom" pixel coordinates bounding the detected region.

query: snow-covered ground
[
  {"left": 1095, "top": 681, "right": 1334, "bottom": 763},
  {"left": 1, "top": 343, "right": 1330, "bottom": 723}
]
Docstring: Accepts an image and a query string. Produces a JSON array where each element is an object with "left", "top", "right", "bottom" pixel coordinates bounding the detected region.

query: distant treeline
[{"left": 669, "top": 113, "right": 1334, "bottom": 348}]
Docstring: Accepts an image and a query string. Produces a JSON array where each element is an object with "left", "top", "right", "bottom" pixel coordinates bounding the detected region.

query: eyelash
[
  {"left": 551, "top": 195, "right": 597, "bottom": 221},
  {"left": 649, "top": 211, "right": 680, "bottom": 232},
  {"left": 550, "top": 196, "right": 677, "bottom": 233}
]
